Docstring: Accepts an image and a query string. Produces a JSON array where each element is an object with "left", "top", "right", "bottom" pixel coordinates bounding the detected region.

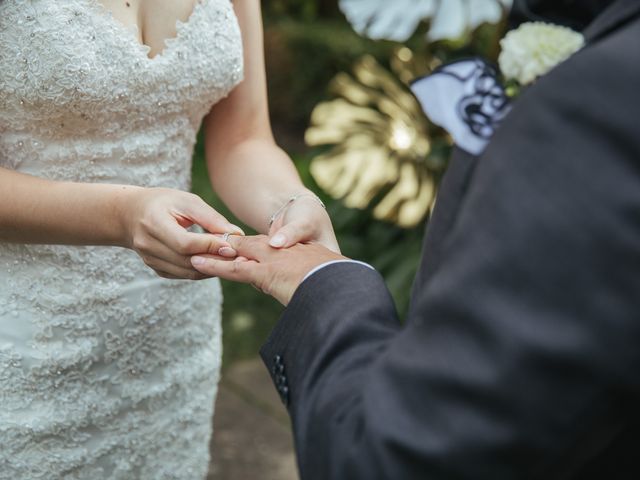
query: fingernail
[
  {"left": 269, "top": 233, "right": 286, "bottom": 248},
  {"left": 191, "top": 256, "right": 206, "bottom": 266},
  {"left": 218, "top": 247, "right": 237, "bottom": 258},
  {"left": 230, "top": 225, "right": 245, "bottom": 236}
]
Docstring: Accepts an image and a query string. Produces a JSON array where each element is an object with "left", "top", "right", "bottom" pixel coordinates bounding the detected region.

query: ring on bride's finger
[{"left": 222, "top": 232, "right": 231, "bottom": 243}]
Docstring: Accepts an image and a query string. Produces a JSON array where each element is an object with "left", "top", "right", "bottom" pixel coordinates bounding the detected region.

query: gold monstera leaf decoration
[
  {"left": 307, "top": 50, "right": 445, "bottom": 228},
  {"left": 391, "top": 46, "right": 441, "bottom": 86}
]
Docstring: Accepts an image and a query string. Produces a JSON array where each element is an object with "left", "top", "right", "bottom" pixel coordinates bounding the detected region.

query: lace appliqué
[{"left": 0, "top": 0, "right": 242, "bottom": 478}]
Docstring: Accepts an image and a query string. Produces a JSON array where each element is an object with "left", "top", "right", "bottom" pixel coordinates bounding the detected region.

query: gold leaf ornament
[
  {"left": 391, "top": 46, "right": 437, "bottom": 86},
  {"left": 307, "top": 53, "right": 443, "bottom": 228}
]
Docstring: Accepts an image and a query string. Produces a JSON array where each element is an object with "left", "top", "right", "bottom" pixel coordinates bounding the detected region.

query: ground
[{"left": 208, "top": 358, "right": 299, "bottom": 480}]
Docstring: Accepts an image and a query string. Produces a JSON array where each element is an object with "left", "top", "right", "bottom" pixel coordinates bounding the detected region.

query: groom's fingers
[
  {"left": 144, "top": 235, "right": 204, "bottom": 270},
  {"left": 191, "top": 255, "right": 263, "bottom": 285},
  {"left": 226, "top": 235, "right": 274, "bottom": 259}
]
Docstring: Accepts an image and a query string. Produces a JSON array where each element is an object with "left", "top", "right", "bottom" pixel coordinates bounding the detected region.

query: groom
[{"left": 193, "top": 1, "right": 640, "bottom": 478}]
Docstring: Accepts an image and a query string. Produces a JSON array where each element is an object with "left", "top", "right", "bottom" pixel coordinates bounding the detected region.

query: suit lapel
[
  {"left": 584, "top": 0, "right": 640, "bottom": 42},
  {"left": 409, "top": 148, "right": 478, "bottom": 313}
]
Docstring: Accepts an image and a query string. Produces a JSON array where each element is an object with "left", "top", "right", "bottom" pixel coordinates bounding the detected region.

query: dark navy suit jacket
[{"left": 261, "top": 1, "right": 640, "bottom": 478}]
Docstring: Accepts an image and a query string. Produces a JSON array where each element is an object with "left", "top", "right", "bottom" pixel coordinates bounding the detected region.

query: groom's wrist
[{"left": 261, "top": 261, "right": 387, "bottom": 408}]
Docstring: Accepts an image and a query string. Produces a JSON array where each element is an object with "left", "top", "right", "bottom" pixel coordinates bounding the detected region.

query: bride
[{"left": 0, "top": 0, "right": 338, "bottom": 477}]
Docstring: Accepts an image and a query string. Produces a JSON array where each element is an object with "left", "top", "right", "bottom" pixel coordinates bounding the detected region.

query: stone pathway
[{"left": 208, "top": 358, "right": 299, "bottom": 480}]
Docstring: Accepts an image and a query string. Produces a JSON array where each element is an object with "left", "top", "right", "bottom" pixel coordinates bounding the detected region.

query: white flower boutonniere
[{"left": 499, "top": 22, "right": 585, "bottom": 86}]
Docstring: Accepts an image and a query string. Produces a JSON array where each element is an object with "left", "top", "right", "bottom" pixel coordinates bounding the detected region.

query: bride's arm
[
  {"left": 0, "top": 166, "right": 241, "bottom": 279},
  {"left": 203, "top": 0, "right": 338, "bottom": 251},
  {"left": 0, "top": 166, "right": 134, "bottom": 246}
]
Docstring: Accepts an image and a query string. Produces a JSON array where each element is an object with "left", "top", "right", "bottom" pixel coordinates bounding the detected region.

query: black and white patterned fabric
[{"left": 411, "top": 58, "right": 511, "bottom": 156}]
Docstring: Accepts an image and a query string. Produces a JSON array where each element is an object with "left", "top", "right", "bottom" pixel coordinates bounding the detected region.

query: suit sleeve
[{"left": 261, "top": 17, "right": 640, "bottom": 480}]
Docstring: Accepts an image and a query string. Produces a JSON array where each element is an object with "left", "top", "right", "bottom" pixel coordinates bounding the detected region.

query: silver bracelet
[{"left": 268, "top": 193, "right": 326, "bottom": 228}]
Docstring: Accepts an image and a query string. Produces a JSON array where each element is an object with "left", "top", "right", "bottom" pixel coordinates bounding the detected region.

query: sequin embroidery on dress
[{"left": 0, "top": 0, "right": 243, "bottom": 478}]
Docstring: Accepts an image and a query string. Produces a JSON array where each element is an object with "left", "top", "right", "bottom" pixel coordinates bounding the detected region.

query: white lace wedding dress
[{"left": 0, "top": 0, "right": 243, "bottom": 478}]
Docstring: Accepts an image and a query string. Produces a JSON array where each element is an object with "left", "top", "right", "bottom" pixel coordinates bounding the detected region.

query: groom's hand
[{"left": 190, "top": 235, "right": 346, "bottom": 305}]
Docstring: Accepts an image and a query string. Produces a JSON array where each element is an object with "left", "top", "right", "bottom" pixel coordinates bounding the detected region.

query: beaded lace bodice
[{"left": 0, "top": 0, "right": 243, "bottom": 478}]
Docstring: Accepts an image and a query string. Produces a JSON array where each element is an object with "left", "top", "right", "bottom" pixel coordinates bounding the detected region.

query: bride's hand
[
  {"left": 123, "top": 187, "right": 243, "bottom": 280},
  {"left": 267, "top": 193, "right": 340, "bottom": 253}
]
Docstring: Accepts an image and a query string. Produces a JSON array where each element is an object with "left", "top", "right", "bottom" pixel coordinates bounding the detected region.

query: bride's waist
[
  {"left": 0, "top": 243, "right": 221, "bottom": 315},
  {"left": 0, "top": 132, "right": 195, "bottom": 188},
  {"left": 0, "top": 243, "right": 152, "bottom": 285}
]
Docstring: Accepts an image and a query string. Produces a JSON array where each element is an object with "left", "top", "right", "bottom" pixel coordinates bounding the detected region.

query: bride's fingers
[
  {"left": 153, "top": 219, "right": 237, "bottom": 258},
  {"left": 191, "top": 254, "right": 263, "bottom": 285},
  {"left": 268, "top": 221, "right": 314, "bottom": 249},
  {"left": 144, "top": 236, "right": 202, "bottom": 270},
  {"left": 155, "top": 271, "right": 182, "bottom": 280},
  {"left": 182, "top": 196, "right": 244, "bottom": 236},
  {"left": 144, "top": 255, "right": 211, "bottom": 280}
]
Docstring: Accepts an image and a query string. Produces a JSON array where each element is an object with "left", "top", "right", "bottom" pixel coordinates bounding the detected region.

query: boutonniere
[
  {"left": 411, "top": 22, "right": 585, "bottom": 155},
  {"left": 499, "top": 22, "right": 585, "bottom": 92}
]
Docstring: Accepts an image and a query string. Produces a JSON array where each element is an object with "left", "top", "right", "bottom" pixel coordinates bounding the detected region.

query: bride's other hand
[
  {"left": 124, "top": 187, "right": 244, "bottom": 280},
  {"left": 268, "top": 193, "right": 340, "bottom": 254},
  {"left": 202, "top": 1, "right": 340, "bottom": 256}
]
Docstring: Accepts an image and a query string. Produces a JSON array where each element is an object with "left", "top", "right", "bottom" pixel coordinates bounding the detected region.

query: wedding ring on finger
[{"left": 217, "top": 232, "right": 239, "bottom": 258}]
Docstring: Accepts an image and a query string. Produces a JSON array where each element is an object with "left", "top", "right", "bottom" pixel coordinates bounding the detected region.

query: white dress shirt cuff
[{"left": 303, "top": 260, "right": 375, "bottom": 282}]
